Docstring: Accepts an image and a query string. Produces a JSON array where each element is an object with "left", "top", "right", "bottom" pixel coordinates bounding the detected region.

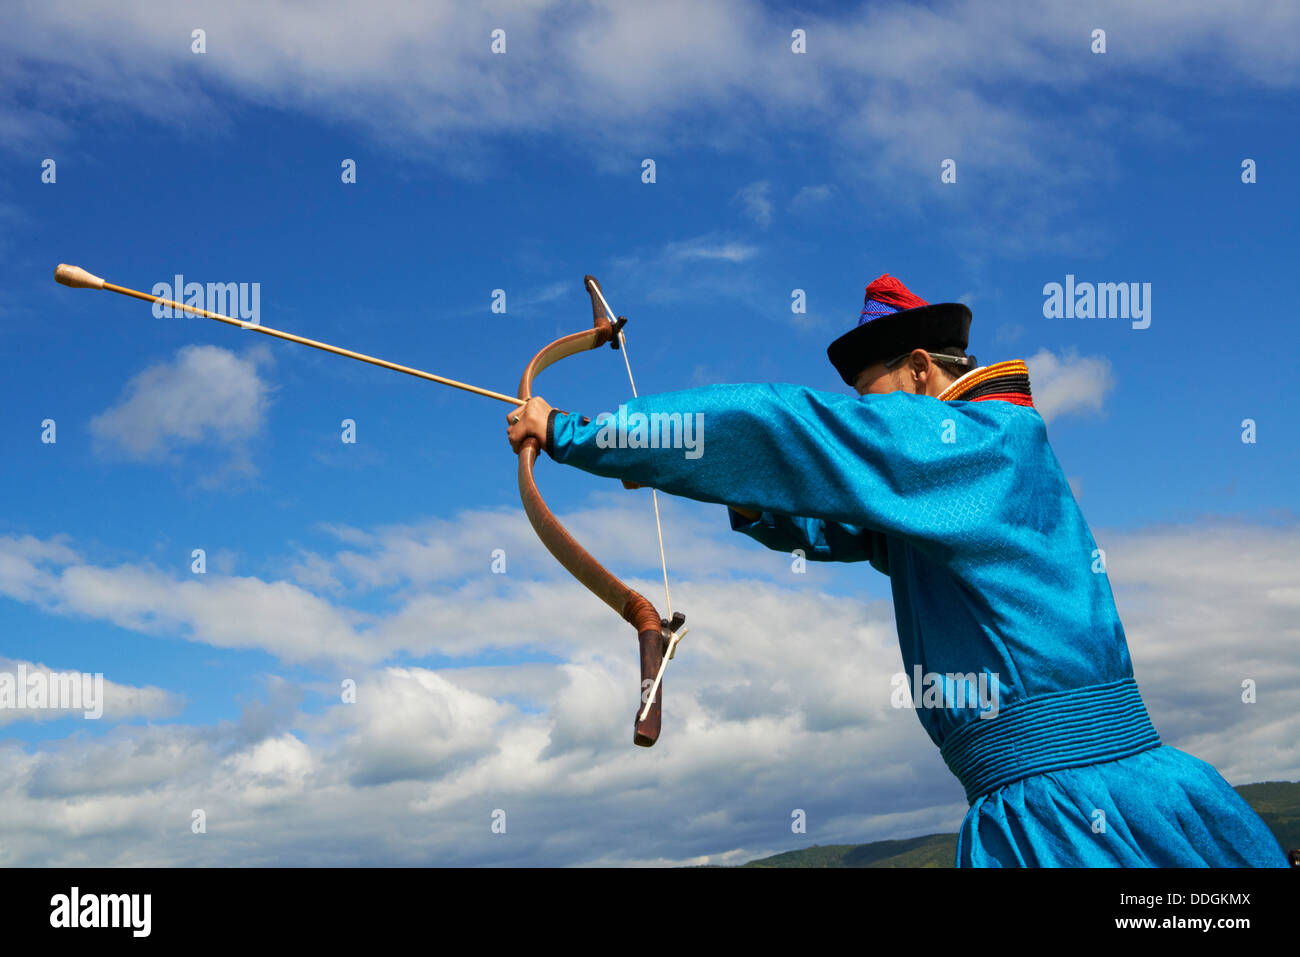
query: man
[{"left": 507, "top": 274, "right": 1287, "bottom": 868}]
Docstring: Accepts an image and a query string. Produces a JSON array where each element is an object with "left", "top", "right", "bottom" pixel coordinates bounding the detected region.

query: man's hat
[{"left": 827, "top": 275, "right": 972, "bottom": 386}]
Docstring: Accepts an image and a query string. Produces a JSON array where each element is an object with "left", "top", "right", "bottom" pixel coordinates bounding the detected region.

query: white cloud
[
  {"left": 58, "top": 565, "right": 375, "bottom": 665},
  {"left": 663, "top": 236, "right": 758, "bottom": 264},
  {"left": 89, "top": 345, "right": 272, "bottom": 465},
  {"left": 0, "top": 514, "right": 1293, "bottom": 865},
  {"left": 733, "top": 180, "right": 773, "bottom": 228},
  {"left": 1100, "top": 522, "right": 1300, "bottom": 784},
  {"left": 0, "top": 0, "right": 1292, "bottom": 266},
  {"left": 5, "top": 1, "right": 1292, "bottom": 226},
  {"left": 1025, "top": 347, "right": 1115, "bottom": 423},
  {"left": 330, "top": 668, "right": 514, "bottom": 786},
  {"left": 790, "top": 184, "right": 833, "bottom": 210},
  {"left": 0, "top": 535, "right": 372, "bottom": 665},
  {"left": 220, "top": 734, "right": 316, "bottom": 805},
  {"left": 0, "top": 657, "right": 180, "bottom": 726}
]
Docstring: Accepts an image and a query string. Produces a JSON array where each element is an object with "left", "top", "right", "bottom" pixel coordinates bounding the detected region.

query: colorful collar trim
[{"left": 939, "top": 359, "right": 1034, "bottom": 407}]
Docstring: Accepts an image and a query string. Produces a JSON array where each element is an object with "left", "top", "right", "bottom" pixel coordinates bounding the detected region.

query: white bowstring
[
  {"left": 616, "top": 331, "right": 675, "bottom": 623},
  {"left": 589, "top": 281, "right": 675, "bottom": 623},
  {"left": 589, "top": 279, "right": 684, "bottom": 725}
]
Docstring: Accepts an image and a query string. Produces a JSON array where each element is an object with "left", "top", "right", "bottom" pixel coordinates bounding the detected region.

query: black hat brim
[{"left": 827, "top": 302, "right": 972, "bottom": 386}]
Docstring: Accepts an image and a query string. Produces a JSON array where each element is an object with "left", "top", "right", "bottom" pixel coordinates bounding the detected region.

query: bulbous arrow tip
[{"left": 54, "top": 264, "right": 105, "bottom": 289}]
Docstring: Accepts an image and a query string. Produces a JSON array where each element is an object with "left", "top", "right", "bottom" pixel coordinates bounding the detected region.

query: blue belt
[{"left": 939, "top": 677, "right": 1161, "bottom": 804}]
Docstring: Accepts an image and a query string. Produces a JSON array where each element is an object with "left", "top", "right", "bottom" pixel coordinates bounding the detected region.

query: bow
[
  {"left": 516, "top": 276, "right": 684, "bottom": 747},
  {"left": 52, "top": 263, "right": 686, "bottom": 747}
]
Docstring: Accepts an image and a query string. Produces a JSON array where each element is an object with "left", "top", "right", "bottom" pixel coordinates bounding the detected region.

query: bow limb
[{"left": 516, "top": 276, "right": 679, "bottom": 747}]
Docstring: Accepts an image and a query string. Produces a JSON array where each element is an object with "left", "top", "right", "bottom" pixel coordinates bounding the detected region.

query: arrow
[{"left": 53, "top": 264, "right": 519, "bottom": 406}]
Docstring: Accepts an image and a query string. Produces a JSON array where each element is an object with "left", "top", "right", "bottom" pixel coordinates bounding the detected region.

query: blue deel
[{"left": 547, "top": 380, "right": 1288, "bottom": 868}]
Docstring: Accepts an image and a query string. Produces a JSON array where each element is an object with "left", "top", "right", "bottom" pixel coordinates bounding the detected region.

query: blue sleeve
[{"left": 546, "top": 381, "right": 1028, "bottom": 549}]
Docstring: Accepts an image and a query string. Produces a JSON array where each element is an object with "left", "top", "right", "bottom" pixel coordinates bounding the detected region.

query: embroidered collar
[{"left": 939, "top": 359, "right": 1034, "bottom": 407}]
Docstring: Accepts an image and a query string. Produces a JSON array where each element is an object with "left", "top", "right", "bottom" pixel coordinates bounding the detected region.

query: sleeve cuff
[{"left": 545, "top": 409, "right": 559, "bottom": 458}]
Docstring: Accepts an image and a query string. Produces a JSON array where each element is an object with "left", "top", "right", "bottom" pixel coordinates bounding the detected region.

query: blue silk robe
[{"left": 546, "top": 361, "right": 1287, "bottom": 868}]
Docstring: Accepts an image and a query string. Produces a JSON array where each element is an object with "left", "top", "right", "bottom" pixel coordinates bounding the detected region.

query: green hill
[
  {"left": 1236, "top": 781, "right": 1300, "bottom": 853},
  {"left": 742, "top": 833, "right": 957, "bottom": 868},
  {"left": 739, "top": 780, "right": 1299, "bottom": 867}
]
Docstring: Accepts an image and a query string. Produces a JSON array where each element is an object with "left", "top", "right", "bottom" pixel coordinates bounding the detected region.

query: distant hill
[
  {"left": 1237, "top": 781, "right": 1300, "bottom": 853},
  {"left": 741, "top": 833, "right": 957, "bottom": 868},
  {"left": 739, "top": 780, "right": 1299, "bottom": 867}
]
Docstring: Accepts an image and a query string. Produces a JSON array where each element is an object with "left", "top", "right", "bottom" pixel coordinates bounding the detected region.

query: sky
[{"left": 0, "top": 0, "right": 1296, "bottom": 866}]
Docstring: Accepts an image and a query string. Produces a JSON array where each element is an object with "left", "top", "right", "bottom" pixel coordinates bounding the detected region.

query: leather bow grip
[{"left": 627, "top": 594, "right": 666, "bottom": 747}]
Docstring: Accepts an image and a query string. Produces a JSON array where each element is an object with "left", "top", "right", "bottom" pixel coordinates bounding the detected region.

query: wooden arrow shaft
[{"left": 56, "top": 265, "right": 519, "bottom": 406}]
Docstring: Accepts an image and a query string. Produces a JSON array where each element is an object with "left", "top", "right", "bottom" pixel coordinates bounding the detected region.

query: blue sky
[{"left": 0, "top": 0, "right": 1296, "bottom": 866}]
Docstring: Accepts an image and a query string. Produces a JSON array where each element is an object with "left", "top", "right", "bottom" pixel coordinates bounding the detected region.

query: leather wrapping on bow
[{"left": 515, "top": 276, "right": 679, "bottom": 747}]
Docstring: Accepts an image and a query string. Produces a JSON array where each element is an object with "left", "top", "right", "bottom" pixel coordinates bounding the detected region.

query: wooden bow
[
  {"left": 516, "top": 276, "right": 683, "bottom": 747},
  {"left": 53, "top": 264, "right": 686, "bottom": 747}
]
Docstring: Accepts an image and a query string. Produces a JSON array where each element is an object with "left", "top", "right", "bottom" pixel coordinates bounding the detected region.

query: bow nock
[{"left": 584, "top": 274, "right": 627, "bottom": 350}]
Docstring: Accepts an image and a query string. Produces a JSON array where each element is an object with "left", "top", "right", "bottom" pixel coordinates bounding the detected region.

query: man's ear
[{"left": 908, "top": 349, "right": 931, "bottom": 392}]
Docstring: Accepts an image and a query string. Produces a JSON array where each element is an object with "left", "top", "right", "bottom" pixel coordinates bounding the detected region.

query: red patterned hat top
[{"left": 860, "top": 274, "right": 929, "bottom": 323}]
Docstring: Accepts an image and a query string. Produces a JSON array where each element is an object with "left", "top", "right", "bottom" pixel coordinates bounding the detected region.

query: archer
[{"left": 507, "top": 273, "right": 1289, "bottom": 869}]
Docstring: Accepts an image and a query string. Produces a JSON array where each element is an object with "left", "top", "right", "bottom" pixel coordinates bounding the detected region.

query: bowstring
[
  {"left": 615, "top": 327, "right": 674, "bottom": 623},
  {"left": 588, "top": 279, "right": 674, "bottom": 625}
]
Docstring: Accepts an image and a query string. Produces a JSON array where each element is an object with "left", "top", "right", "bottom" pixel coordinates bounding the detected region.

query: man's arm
[
  {"left": 539, "top": 381, "right": 1025, "bottom": 546},
  {"left": 508, "top": 393, "right": 884, "bottom": 563}
]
